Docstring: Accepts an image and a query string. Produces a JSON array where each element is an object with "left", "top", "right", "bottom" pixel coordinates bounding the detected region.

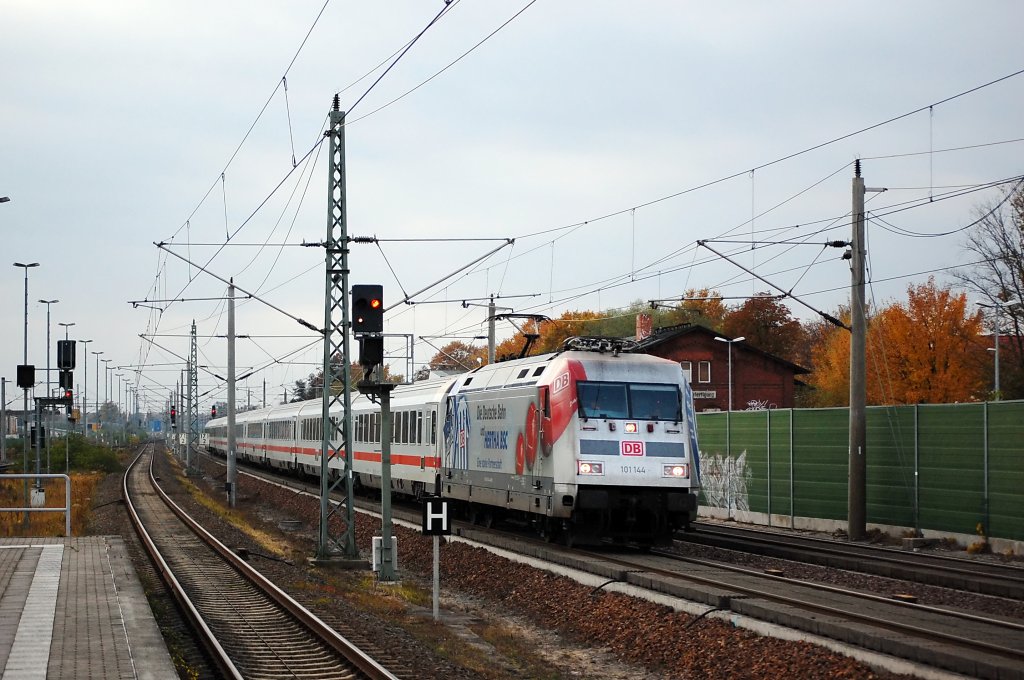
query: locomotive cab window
[
  {"left": 577, "top": 382, "right": 628, "bottom": 419},
  {"left": 629, "top": 384, "right": 682, "bottom": 421},
  {"left": 577, "top": 381, "right": 681, "bottom": 421}
]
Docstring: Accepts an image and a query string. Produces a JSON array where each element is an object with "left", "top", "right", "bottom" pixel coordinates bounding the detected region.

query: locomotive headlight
[
  {"left": 624, "top": 422, "right": 638, "bottom": 433},
  {"left": 663, "top": 464, "right": 689, "bottom": 478},
  {"left": 578, "top": 461, "right": 604, "bottom": 475}
]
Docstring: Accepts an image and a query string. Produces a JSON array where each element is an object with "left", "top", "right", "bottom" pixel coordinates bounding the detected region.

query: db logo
[
  {"left": 621, "top": 441, "right": 645, "bottom": 456},
  {"left": 552, "top": 371, "right": 570, "bottom": 395}
]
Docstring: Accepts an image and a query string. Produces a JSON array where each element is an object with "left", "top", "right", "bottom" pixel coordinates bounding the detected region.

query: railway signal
[
  {"left": 358, "top": 336, "right": 384, "bottom": 370},
  {"left": 351, "top": 284, "right": 383, "bottom": 334},
  {"left": 210, "top": 404, "right": 217, "bottom": 418},
  {"left": 170, "top": 406, "right": 176, "bottom": 427},
  {"left": 57, "top": 339, "right": 76, "bottom": 370}
]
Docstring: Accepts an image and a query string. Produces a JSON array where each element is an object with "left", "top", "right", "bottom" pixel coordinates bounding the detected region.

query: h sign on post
[{"left": 421, "top": 498, "right": 450, "bottom": 536}]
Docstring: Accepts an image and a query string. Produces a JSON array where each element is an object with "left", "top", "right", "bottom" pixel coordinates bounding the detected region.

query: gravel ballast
[{"left": 86, "top": 446, "right": 931, "bottom": 678}]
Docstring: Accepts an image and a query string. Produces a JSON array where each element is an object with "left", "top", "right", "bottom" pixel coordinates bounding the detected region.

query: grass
[
  {"left": 172, "top": 458, "right": 292, "bottom": 559},
  {"left": 289, "top": 572, "right": 569, "bottom": 679},
  {"left": 0, "top": 473, "right": 104, "bottom": 537}
]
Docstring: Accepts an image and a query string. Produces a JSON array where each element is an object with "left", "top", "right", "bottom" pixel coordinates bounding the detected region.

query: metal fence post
[
  {"left": 914, "top": 404, "right": 920, "bottom": 537},
  {"left": 983, "top": 401, "right": 990, "bottom": 536},
  {"left": 766, "top": 408, "right": 772, "bottom": 526},
  {"left": 789, "top": 408, "right": 795, "bottom": 526}
]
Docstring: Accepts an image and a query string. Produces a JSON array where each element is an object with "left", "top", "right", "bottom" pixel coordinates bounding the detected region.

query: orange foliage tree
[
  {"left": 674, "top": 287, "right": 729, "bottom": 329},
  {"left": 495, "top": 310, "right": 609, "bottom": 359},
  {"left": 805, "top": 279, "right": 985, "bottom": 405},
  {"left": 426, "top": 341, "right": 487, "bottom": 372},
  {"left": 722, "top": 293, "right": 807, "bottom": 365}
]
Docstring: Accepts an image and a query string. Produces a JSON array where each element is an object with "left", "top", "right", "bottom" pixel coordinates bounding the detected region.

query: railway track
[
  {"left": 683, "top": 521, "right": 1024, "bottom": 599},
  {"left": 124, "top": 444, "right": 399, "bottom": 680},
  {"left": 195, "top": 450, "right": 1024, "bottom": 677},
  {"left": 616, "top": 545, "right": 1024, "bottom": 679}
]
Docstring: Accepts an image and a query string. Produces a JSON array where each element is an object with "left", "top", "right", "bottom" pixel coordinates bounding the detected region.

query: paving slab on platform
[{"left": 0, "top": 536, "right": 175, "bottom": 679}]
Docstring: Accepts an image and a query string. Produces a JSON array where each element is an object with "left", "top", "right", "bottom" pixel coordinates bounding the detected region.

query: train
[{"left": 205, "top": 337, "right": 701, "bottom": 546}]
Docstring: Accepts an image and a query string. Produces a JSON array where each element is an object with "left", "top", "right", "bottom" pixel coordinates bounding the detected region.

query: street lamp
[
  {"left": 58, "top": 321, "right": 75, "bottom": 341},
  {"left": 102, "top": 359, "right": 112, "bottom": 408},
  {"left": 0, "top": 196, "right": 10, "bottom": 203},
  {"left": 39, "top": 299, "right": 58, "bottom": 397},
  {"left": 714, "top": 336, "right": 746, "bottom": 412},
  {"left": 80, "top": 340, "right": 92, "bottom": 432},
  {"left": 14, "top": 262, "right": 40, "bottom": 440},
  {"left": 976, "top": 299, "right": 1024, "bottom": 400},
  {"left": 115, "top": 373, "right": 124, "bottom": 422},
  {"left": 91, "top": 351, "right": 103, "bottom": 433}
]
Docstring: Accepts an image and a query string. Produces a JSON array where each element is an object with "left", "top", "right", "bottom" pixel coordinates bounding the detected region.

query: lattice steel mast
[
  {"left": 188, "top": 319, "right": 199, "bottom": 473},
  {"left": 318, "top": 96, "right": 358, "bottom": 559}
]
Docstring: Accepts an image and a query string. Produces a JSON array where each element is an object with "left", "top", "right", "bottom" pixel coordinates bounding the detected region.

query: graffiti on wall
[{"left": 700, "top": 449, "right": 753, "bottom": 514}]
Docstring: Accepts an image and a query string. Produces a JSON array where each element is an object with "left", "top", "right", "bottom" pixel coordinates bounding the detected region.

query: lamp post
[
  {"left": 59, "top": 321, "right": 75, "bottom": 341},
  {"left": 116, "top": 373, "right": 124, "bottom": 441},
  {"left": 39, "top": 299, "right": 58, "bottom": 397},
  {"left": 14, "top": 262, "right": 40, "bottom": 440},
  {"left": 976, "top": 299, "right": 1024, "bottom": 400},
  {"left": 102, "top": 359, "right": 112, "bottom": 443},
  {"left": 80, "top": 340, "right": 92, "bottom": 432},
  {"left": 714, "top": 336, "right": 745, "bottom": 412},
  {"left": 102, "top": 359, "right": 112, "bottom": 406},
  {"left": 91, "top": 351, "right": 103, "bottom": 435}
]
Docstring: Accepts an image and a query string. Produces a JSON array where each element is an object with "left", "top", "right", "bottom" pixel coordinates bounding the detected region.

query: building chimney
[{"left": 636, "top": 313, "right": 653, "bottom": 341}]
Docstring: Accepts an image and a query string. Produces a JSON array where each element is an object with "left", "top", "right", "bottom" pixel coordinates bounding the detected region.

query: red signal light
[{"left": 370, "top": 298, "right": 381, "bottom": 309}]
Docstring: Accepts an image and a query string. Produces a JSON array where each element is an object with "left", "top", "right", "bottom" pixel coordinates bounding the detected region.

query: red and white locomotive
[{"left": 206, "top": 337, "right": 701, "bottom": 546}]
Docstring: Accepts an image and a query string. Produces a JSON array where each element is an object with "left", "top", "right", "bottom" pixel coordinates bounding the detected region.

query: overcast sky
[{"left": 2, "top": 1, "right": 1022, "bottom": 413}]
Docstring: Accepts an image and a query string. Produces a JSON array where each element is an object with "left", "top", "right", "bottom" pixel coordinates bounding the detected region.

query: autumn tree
[
  {"left": 721, "top": 293, "right": 807, "bottom": 364},
  {"left": 538, "top": 310, "right": 611, "bottom": 352},
  {"left": 426, "top": 341, "right": 487, "bottom": 372},
  {"left": 955, "top": 184, "right": 1024, "bottom": 399},
  {"left": 672, "top": 287, "right": 729, "bottom": 330},
  {"left": 493, "top": 311, "right": 609, "bottom": 360},
  {"left": 805, "top": 279, "right": 985, "bottom": 405}
]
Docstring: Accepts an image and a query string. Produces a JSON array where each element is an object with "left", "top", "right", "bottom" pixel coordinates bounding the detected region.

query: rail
[{"left": 0, "top": 474, "right": 73, "bottom": 536}]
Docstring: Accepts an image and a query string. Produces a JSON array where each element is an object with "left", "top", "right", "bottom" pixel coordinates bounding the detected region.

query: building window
[
  {"left": 680, "top": 361, "right": 692, "bottom": 382},
  {"left": 698, "top": 360, "right": 711, "bottom": 383}
]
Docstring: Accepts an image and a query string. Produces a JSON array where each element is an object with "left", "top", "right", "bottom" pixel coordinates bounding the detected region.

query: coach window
[
  {"left": 430, "top": 410, "right": 437, "bottom": 445},
  {"left": 680, "top": 361, "right": 692, "bottom": 382},
  {"left": 417, "top": 410, "right": 423, "bottom": 445},
  {"left": 698, "top": 361, "right": 711, "bottom": 383}
]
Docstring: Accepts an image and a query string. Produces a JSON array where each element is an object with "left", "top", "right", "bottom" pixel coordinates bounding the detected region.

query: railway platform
[{"left": 0, "top": 535, "right": 175, "bottom": 679}]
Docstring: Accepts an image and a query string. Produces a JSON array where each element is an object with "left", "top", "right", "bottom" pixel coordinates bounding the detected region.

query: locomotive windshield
[{"left": 577, "top": 381, "right": 681, "bottom": 421}]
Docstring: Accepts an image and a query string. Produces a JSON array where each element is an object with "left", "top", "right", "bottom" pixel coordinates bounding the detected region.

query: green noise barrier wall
[{"left": 694, "top": 400, "right": 1024, "bottom": 542}]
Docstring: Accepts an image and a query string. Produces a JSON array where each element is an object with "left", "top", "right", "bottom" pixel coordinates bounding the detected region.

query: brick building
[{"left": 633, "top": 319, "right": 809, "bottom": 411}]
